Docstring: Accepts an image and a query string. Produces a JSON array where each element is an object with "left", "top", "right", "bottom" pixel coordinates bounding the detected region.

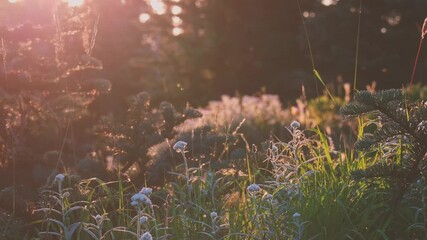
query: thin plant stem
[
  {"left": 297, "top": 0, "right": 336, "bottom": 104},
  {"left": 409, "top": 37, "right": 424, "bottom": 91},
  {"left": 353, "top": 0, "right": 362, "bottom": 91},
  {"left": 296, "top": 0, "right": 315, "bottom": 70}
]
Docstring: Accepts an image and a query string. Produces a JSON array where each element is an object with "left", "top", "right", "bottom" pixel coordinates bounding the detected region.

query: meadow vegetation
[{"left": 0, "top": 1, "right": 426, "bottom": 240}]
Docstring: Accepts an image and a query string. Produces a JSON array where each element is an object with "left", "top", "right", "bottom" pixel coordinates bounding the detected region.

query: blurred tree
[
  {"left": 0, "top": 2, "right": 110, "bottom": 192},
  {"left": 102, "top": 0, "right": 427, "bottom": 108}
]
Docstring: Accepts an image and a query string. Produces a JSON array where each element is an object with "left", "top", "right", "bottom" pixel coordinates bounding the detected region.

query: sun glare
[
  {"left": 8, "top": 0, "right": 19, "bottom": 3},
  {"left": 67, "top": 0, "right": 85, "bottom": 7}
]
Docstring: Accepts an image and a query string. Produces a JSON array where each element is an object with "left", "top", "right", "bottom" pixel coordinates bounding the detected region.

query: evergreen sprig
[{"left": 341, "top": 89, "right": 427, "bottom": 203}]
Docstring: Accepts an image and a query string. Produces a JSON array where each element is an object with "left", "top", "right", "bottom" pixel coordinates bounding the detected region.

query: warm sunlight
[
  {"left": 171, "top": 5, "right": 182, "bottom": 15},
  {"left": 172, "top": 27, "right": 183, "bottom": 36},
  {"left": 148, "top": 0, "right": 166, "bottom": 15},
  {"left": 67, "top": 0, "right": 85, "bottom": 7},
  {"left": 1, "top": 1, "right": 426, "bottom": 239},
  {"left": 139, "top": 13, "right": 151, "bottom": 23},
  {"left": 172, "top": 16, "right": 182, "bottom": 27}
]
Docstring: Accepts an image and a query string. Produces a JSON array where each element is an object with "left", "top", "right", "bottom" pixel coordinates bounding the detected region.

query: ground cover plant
[{"left": 0, "top": 0, "right": 426, "bottom": 240}]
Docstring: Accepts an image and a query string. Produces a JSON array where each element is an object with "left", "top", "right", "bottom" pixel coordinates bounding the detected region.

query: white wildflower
[
  {"left": 55, "top": 174, "right": 65, "bottom": 183},
  {"left": 139, "top": 187, "right": 152, "bottom": 197},
  {"left": 140, "top": 232, "right": 153, "bottom": 240},
  {"left": 290, "top": 121, "right": 300, "bottom": 129},
  {"left": 95, "top": 214, "right": 103, "bottom": 224},
  {"left": 131, "top": 193, "right": 152, "bottom": 207},
  {"left": 140, "top": 216, "right": 148, "bottom": 224},
  {"left": 247, "top": 183, "right": 261, "bottom": 196},
  {"left": 293, "top": 212, "right": 301, "bottom": 218},
  {"left": 210, "top": 211, "right": 217, "bottom": 218},
  {"left": 173, "top": 141, "right": 188, "bottom": 153}
]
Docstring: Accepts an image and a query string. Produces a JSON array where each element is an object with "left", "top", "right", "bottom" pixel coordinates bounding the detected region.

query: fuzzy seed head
[
  {"left": 140, "top": 216, "right": 148, "bottom": 224},
  {"left": 173, "top": 141, "right": 187, "bottom": 153},
  {"left": 290, "top": 120, "right": 301, "bottom": 129},
  {"left": 139, "top": 187, "right": 153, "bottom": 197},
  {"left": 131, "top": 193, "right": 152, "bottom": 207},
  {"left": 55, "top": 174, "right": 65, "bottom": 183},
  {"left": 140, "top": 232, "right": 153, "bottom": 240},
  {"left": 247, "top": 183, "right": 261, "bottom": 196}
]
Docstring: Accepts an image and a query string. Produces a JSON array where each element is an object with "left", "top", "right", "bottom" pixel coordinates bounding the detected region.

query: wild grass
[
  {"left": 1, "top": 2, "right": 426, "bottom": 240},
  {"left": 24, "top": 94, "right": 425, "bottom": 239}
]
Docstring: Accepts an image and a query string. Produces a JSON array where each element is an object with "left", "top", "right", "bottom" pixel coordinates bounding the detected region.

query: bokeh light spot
[
  {"left": 139, "top": 13, "right": 151, "bottom": 23},
  {"left": 171, "top": 5, "right": 183, "bottom": 15},
  {"left": 172, "top": 16, "right": 183, "bottom": 27},
  {"left": 172, "top": 27, "right": 184, "bottom": 36},
  {"left": 149, "top": 0, "right": 167, "bottom": 15}
]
